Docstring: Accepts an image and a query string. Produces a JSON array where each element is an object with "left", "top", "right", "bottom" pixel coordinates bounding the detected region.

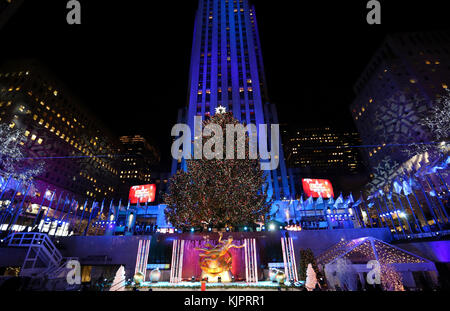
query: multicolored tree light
[{"left": 164, "top": 112, "right": 271, "bottom": 229}]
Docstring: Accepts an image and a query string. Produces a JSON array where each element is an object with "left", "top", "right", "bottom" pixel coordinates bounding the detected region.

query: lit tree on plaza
[
  {"left": 164, "top": 109, "right": 271, "bottom": 229},
  {"left": 0, "top": 123, "right": 44, "bottom": 184}
]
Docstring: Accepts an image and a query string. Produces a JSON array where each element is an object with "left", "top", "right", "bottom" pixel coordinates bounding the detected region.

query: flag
[
  {"left": 353, "top": 196, "right": 363, "bottom": 207},
  {"left": 429, "top": 190, "right": 436, "bottom": 197},
  {"left": 327, "top": 197, "right": 335, "bottom": 206},
  {"left": 367, "top": 202, "right": 375, "bottom": 208},
  {"left": 316, "top": 194, "right": 323, "bottom": 205},
  {"left": 408, "top": 176, "right": 420, "bottom": 190},
  {"left": 333, "top": 193, "right": 343, "bottom": 208},
  {"left": 296, "top": 196, "right": 304, "bottom": 211},
  {"left": 402, "top": 179, "right": 412, "bottom": 195},
  {"left": 305, "top": 196, "right": 314, "bottom": 209},
  {"left": 347, "top": 193, "right": 355, "bottom": 204},
  {"left": 393, "top": 180, "right": 403, "bottom": 194},
  {"left": 378, "top": 189, "right": 384, "bottom": 197}
]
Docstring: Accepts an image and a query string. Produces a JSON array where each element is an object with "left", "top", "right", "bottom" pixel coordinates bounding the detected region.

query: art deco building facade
[
  {"left": 0, "top": 61, "right": 120, "bottom": 201},
  {"left": 350, "top": 31, "right": 450, "bottom": 188},
  {"left": 172, "top": 0, "right": 295, "bottom": 200}
]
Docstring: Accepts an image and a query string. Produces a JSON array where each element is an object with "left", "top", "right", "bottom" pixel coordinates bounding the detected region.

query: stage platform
[{"left": 138, "top": 281, "right": 304, "bottom": 290}]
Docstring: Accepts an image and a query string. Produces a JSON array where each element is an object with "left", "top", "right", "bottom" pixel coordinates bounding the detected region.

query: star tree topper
[{"left": 215, "top": 105, "right": 227, "bottom": 115}]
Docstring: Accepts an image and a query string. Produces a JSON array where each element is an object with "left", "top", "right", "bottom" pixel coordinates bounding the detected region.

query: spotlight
[
  {"left": 269, "top": 224, "right": 275, "bottom": 231},
  {"left": 226, "top": 227, "right": 230, "bottom": 232},
  {"left": 190, "top": 227, "right": 195, "bottom": 232},
  {"left": 244, "top": 226, "right": 248, "bottom": 231},
  {"left": 208, "top": 227, "right": 212, "bottom": 232}
]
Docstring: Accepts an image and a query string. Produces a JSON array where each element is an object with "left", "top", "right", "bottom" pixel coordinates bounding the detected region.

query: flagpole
[
  {"left": 403, "top": 192, "right": 424, "bottom": 233},
  {"left": 59, "top": 197, "right": 76, "bottom": 236},
  {"left": 360, "top": 192, "right": 373, "bottom": 227},
  {"left": 57, "top": 194, "right": 70, "bottom": 222},
  {"left": 425, "top": 176, "right": 449, "bottom": 221},
  {"left": 416, "top": 180, "right": 443, "bottom": 230},
  {"left": 373, "top": 196, "right": 387, "bottom": 229},
  {"left": 0, "top": 180, "right": 22, "bottom": 228},
  {"left": 77, "top": 200, "right": 89, "bottom": 235},
  {"left": 0, "top": 175, "right": 12, "bottom": 202},
  {"left": 45, "top": 191, "right": 64, "bottom": 233},
  {"left": 38, "top": 192, "right": 55, "bottom": 232},
  {"left": 104, "top": 199, "right": 115, "bottom": 233},
  {"left": 382, "top": 194, "right": 404, "bottom": 236},
  {"left": 436, "top": 170, "right": 449, "bottom": 193},
  {"left": 396, "top": 193, "right": 421, "bottom": 233},
  {"left": 7, "top": 182, "right": 32, "bottom": 233},
  {"left": 69, "top": 200, "right": 80, "bottom": 232},
  {"left": 388, "top": 194, "right": 410, "bottom": 236},
  {"left": 353, "top": 202, "right": 365, "bottom": 229},
  {"left": 84, "top": 200, "right": 100, "bottom": 236},
  {"left": 32, "top": 188, "right": 49, "bottom": 227},
  {"left": 402, "top": 173, "right": 431, "bottom": 232},
  {"left": 95, "top": 198, "right": 108, "bottom": 236},
  {"left": 51, "top": 194, "right": 69, "bottom": 236},
  {"left": 361, "top": 199, "right": 372, "bottom": 228}
]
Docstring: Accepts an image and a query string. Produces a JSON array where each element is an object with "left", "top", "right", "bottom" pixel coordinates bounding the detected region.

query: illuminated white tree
[
  {"left": 0, "top": 123, "right": 44, "bottom": 184},
  {"left": 305, "top": 263, "right": 318, "bottom": 291},
  {"left": 110, "top": 265, "right": 126, "bottom": 291}
]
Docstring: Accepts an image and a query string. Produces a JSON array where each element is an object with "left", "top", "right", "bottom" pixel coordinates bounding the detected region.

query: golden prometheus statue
[{"left": 195, "top": 232, "right": 245, "bottom": 283}]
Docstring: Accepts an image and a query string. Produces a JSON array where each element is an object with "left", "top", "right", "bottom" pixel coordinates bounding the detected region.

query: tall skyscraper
[
  {"left": 172, "top": 0, "right": 295, "bottom": 200},
  {"left": 350, "top": 31, "right": 450, "bottom": 189}
]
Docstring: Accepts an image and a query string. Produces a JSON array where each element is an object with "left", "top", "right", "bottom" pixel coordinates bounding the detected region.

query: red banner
[
  {"left": 129, "top": 184, "right": 156, "bottom": 204},
  {"left": 302, "top": 179, "right": 334, "bottom": 198}
]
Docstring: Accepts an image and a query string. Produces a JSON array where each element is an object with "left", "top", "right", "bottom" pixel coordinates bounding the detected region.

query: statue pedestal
[{"left": 202, "top": 270, "right": 232, "bottom": 283}]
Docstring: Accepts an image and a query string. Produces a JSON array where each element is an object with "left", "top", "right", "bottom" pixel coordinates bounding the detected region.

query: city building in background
[
  {"left": 0, "top": 60, "right": 121, "bottom": 202},
  {"left": 171, "top": 0, "right": 295, "bottom": 201},
  {"left": 350, "top": 31, "right": 450, "bottom": 190},
  {"left": 118, "top": 134, "right": 160, "bottom": 199},
  {"left": 282, "top": 125, "right": 368, "bottom": 194}
]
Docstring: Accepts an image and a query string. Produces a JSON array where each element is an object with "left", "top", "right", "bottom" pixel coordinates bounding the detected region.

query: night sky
[{"left": 1, "top": 0, "right": 449, "bottom": 169}]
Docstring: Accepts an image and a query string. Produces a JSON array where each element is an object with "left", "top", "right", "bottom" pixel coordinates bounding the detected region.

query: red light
[
  {"left": 302, "top": 179, "right": 334, "bottom": 199},
  {"left": 129, "top": 184, "right": 156, "bottom": 204}
]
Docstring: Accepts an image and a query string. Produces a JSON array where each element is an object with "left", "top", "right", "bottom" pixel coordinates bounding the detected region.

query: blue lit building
[{"left": 171, "top": 0, "right": 296, "bottom": 202}]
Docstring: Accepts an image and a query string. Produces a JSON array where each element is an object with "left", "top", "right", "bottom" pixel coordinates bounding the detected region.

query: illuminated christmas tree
[
  {"left": 164, "top": 111, "right": 271, "bottom": 229},
  {"left": 0, "top": 123, "right": 44, "bottom": 183},
  {"left": 305, "top": 263, "right": 318, "bottom": 291},
  {"left": 109, "top": 265, "right": 126, "bottom": 292}
]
